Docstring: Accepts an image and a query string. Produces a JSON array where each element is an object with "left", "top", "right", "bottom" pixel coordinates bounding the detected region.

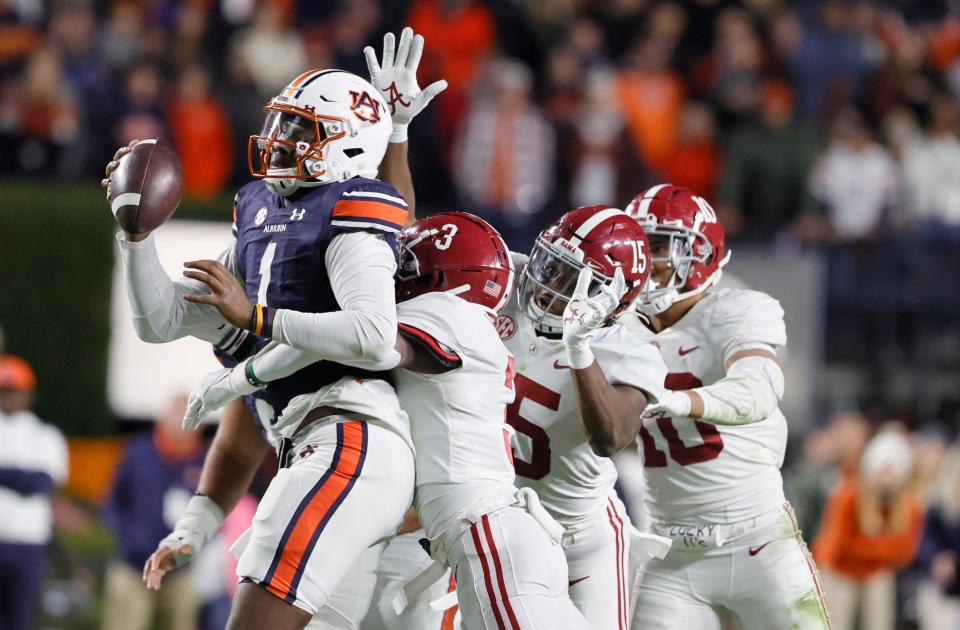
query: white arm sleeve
[
  {"left": 237, "top": 330, "right": 400, "bottom": 392},
  {"left": 691, "top": 345, "right": 785, "bottom": 425},
  {"left": 116, "top": 233, "right": 242, "bottom": 345},
  {"left": 243, "top": 344, "right": 317, "bottom": 384},
  {"left": 270, "top": 231, "right": 401, "bottom": 366}
]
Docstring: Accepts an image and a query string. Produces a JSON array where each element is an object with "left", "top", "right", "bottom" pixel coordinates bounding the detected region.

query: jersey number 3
[{"left": 640, "top": 373, "right": 724, "bottom": 467}]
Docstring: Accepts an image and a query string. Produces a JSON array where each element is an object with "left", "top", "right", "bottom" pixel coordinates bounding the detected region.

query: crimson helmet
[
  {"left": 518, "top": 205, "right": 651, "bottom": 334},
  {"left": 625, "top": 184, "right": 730, "bottom": 315},
  {"left": 396, "top": 212, "right": 515, "bottom": 313}
]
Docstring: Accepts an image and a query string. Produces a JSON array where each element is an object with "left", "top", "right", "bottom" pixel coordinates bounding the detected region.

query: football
[{"left": 108, "top": 138, "right": 184, "bottom": 234}]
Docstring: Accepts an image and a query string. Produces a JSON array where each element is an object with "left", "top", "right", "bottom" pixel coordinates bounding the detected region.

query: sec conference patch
[{"left": 496, "top": 314, "right": 516, "bottom": 340}]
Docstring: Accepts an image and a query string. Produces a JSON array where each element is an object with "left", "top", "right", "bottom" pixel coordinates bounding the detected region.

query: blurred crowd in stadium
[
  {"left": 3, "top": 0, "right": 960, "bottom": 246},
  {"left": 3, "top": 0, "right": 960, "bottom": 629}
]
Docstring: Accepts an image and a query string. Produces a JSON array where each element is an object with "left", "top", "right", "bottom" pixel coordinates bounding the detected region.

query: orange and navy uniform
[
  {"left": 226, "top": 177, "right": 408, "bottom": 428},
  {"left": 261, "top": 421, "right": 369, "bottom": 604}
]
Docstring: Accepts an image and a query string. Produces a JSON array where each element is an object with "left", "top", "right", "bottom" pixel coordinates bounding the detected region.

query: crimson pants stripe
[
  {"left": 607, "top": 498, "right": 627, "bottom": 630},
  {"left": 470, "top": 521, "right": 507, "bottom": 630},
  {"left": 481, "top": 515, "right": 521, "bottom": 629}
]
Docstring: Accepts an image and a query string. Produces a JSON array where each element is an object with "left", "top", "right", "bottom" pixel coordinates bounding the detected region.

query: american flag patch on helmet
[{"left": 483, "top": 280, "right": 502, "bottom": 297}]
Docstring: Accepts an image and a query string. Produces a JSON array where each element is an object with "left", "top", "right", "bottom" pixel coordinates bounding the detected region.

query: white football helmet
[{"left": 249, "top": 69, "right": 392, "bottom": 196}]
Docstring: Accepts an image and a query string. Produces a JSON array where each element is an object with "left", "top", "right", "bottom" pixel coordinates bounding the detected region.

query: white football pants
[{"left": 631, "top": 502, "right": 830, "bottom": 629}]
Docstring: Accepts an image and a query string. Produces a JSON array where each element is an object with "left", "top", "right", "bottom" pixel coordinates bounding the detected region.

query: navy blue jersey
[{"left": 225, "top": 177, "right": 407, "bottom": 428}]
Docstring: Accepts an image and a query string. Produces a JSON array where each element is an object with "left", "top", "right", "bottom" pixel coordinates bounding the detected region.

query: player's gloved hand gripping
[
  {"left": 364, "top": 26, "right": 448, "bottom": 143},
  {"left": 181, "top": 365, "right": 259, "bottom": 430},
  {"left": 562, "top": 267, "right": 626, "bottom": 370}
]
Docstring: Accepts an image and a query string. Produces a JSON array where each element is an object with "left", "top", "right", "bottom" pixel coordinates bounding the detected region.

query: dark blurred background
[{"left": 2, "top": 0, "right": 960, "bottom": 629}]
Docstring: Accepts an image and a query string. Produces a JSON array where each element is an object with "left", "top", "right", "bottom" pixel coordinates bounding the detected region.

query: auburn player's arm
[
  {"left": 570, "top": 365, "right": 649, "bottom": 457},
  {"left": 379, "top": 142, "right": 416, "bottom": 226},
  {"left": 235, "top": 321, "right": 458, "bottom": 389},
  {"left": 104, "top": 145, "right": 248, "bottom": 350},
  {"left": 116, "top": 231, "right": 251, "bottom": 352},
  {"left": 186, "top": 231, "right": 400, "bottom": 366}
]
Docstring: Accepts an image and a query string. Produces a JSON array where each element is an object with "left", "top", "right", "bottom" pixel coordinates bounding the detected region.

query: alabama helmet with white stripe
[
  {"left": 626, "top": 184, "right": 730, "bottom": 315},
  {"left": 248, "top": 69, "right": 392, "bottom": 196},
  {"left": 518, "top": 205, "right": 651, "bottom": 334},
  {"left": 396, "top": 211, "right": 515, "bottom": 314}
]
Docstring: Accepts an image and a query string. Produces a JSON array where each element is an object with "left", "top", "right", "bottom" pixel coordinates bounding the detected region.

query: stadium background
[{"left": 1, "top": 0, "right": 959, "bottom": 628}]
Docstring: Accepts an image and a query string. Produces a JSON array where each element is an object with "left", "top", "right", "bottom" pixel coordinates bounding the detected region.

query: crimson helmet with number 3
[
  {"left": 396, "top": 212, "right": 515, "bottom": 313},
  {"left": 249, "top": 69, "right": 392, "bottom": 196},
  {"left": 625, "top": 184, "right": 730, "bottom": 315},
  {"left": 518, "top": 205, "right": 651, "bottom": 334}
]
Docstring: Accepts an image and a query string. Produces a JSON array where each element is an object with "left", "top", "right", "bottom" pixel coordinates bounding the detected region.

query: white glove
[
  {"left": 182, "top": 364, "right": 258, "bottom": 430},
  {"left": 158, "top": 495, "right": 224, "bottom": 567},
  {"left": 645, "top": 390, "right": 693, "bottom": 418},
  {"left": 561, "top": 267, "right": 626, "bottom": 369},
  {"left": 364, "top": 26, "right": 448, "bottom": 143}
]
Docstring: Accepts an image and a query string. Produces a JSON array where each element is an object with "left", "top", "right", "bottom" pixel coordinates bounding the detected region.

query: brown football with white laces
[{"left": 108, "top": 138, "right": 184, "bottom": 234}]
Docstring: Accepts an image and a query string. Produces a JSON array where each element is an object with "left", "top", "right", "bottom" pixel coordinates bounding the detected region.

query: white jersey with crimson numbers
[
  {"left": 624, "top": 288, "right": 789, "bottom": 525},
  {"left": 391, "top": 291, "right": 518, "bottom": 542},
  {"left": 390, "top": 291, "right": 592, "bottom": 630},
  {"left": 497, "top": 295, "right": 667, "bottom": 529}
]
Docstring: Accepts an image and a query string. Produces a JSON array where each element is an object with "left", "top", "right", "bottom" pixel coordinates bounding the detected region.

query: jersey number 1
[
  {"left": 640, "top": 373, "right": 724, "bottom": 467},
  {"left": 256, "top": 242, "right": 277, "bottom": 306}
]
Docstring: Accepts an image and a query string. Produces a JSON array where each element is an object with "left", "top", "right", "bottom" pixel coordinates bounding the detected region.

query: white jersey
[
  {"left": 393, "top": 292, "right": 518, "bottom": 543},
  {"left": 0, "top": 410, "right": 68, "bottom": 544},
  {"left": 625, "top": 288, "right": 789, "bottom": 524},
  {"left": 497, "top": 296, "right": 667, "bottom": 529}
]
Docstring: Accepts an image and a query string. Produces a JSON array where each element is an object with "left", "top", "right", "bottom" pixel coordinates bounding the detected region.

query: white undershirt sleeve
[
  {"left": 691, "top": 343, "right": 785, "bottom": 425},
  {"left": 116, "top": 233, "right": 242, "bottom": 346},
  {"left": 269, "top": 231, "right": 401, "bottom": 367}
]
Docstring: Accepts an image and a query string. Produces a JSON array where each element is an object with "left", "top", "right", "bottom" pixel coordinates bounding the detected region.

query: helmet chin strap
[
  {"left": 265, "top": 164, "right": 327, "bottom": 196},
  {"left": 637, "top": 264, "right": 727, "bottom": 316},
  {"left": 637, "top": 284, "right": 679, "bottom": 315}
]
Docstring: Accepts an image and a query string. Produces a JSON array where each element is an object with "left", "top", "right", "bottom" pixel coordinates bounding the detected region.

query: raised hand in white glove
[
  {"left": 181, "top": 364, "right": 258, "bottom": 431},
  {"left": 644, "top": 390, "right": 693, "bottom": 418},
  {"left": 562, "top": 266, "right": 626, "bottom": 369},
  {"left": 364, "top": 26, "right": 448, "bottom": 143}
]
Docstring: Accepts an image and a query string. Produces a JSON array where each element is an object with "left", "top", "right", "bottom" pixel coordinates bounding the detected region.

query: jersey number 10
[
  {"left": 507, "top": 372, "right": 725, "bottom": 480},
  {"left": 639, "top": 373, "right": 724, "bottom": 467}
]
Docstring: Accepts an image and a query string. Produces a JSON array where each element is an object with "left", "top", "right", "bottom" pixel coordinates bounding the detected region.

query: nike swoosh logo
[
  {"left": 678, "top": 346, "right": 700, "bottom": 356},
  {"left": 568, "top": 575, "right": 590, "bottom": 587},
  {"left": 553, "top": 359, "right": 570, "bottom": 369},
  {"left": 748, "top": 542, "right": 771, "bottom": 556}
]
